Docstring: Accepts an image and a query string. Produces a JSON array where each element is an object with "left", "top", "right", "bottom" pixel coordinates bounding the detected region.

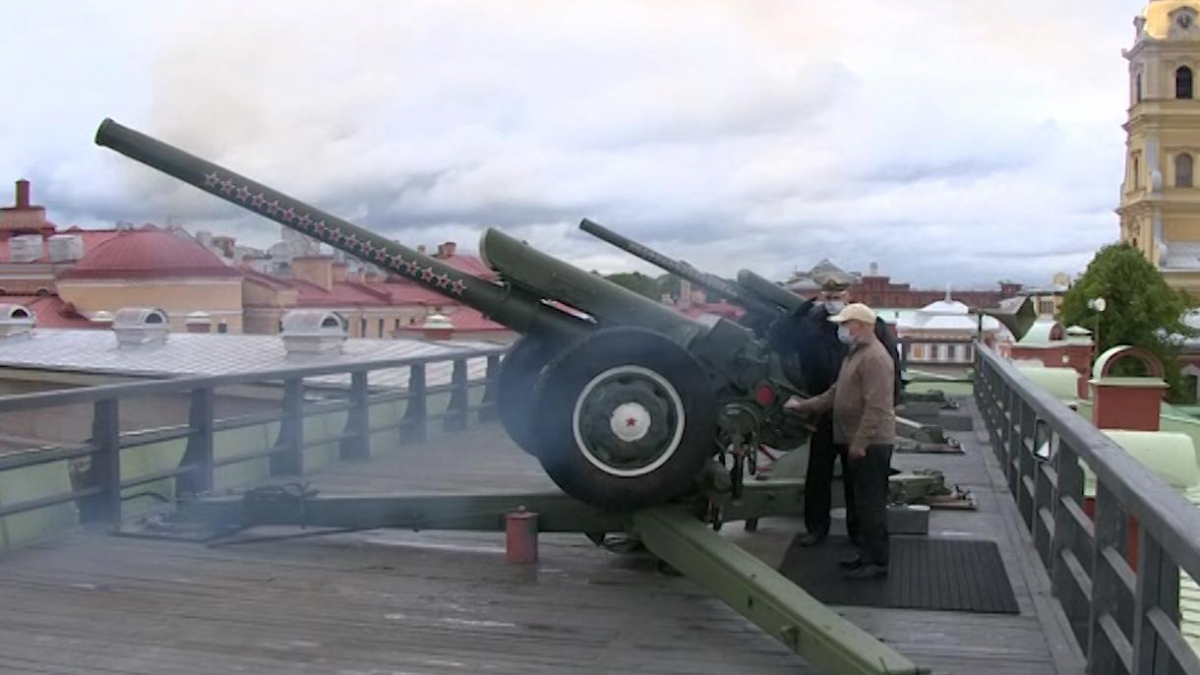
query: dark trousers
[
  {"left": 839, "top": 443, "right": 893, "bottom": 566},
  {"left": 803, "top": 416, "right": 857, "bottom": 540}
]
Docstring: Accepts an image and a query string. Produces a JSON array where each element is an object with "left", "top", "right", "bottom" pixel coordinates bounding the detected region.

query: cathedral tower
[{"left": 1120, "top": 1, "right": 1200, "bottom": 294}]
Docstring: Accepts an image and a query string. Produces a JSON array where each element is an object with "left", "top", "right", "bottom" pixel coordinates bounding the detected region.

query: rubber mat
[{"left": 778, "top": 535, "right": 1019, "bottom": 614}]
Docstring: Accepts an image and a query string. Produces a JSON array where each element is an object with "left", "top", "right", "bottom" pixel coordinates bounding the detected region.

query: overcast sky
[{"left": 0, "top": 0, "right": 1146, "bottom": 288}]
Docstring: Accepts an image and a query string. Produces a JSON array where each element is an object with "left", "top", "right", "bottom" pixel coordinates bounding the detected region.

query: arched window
[
  {"left": 1178, "top": 66, "right": 1194, "bottom": 99},
  {"left": 1177, "top": 153, "right": 1194, "bottom": 187}
]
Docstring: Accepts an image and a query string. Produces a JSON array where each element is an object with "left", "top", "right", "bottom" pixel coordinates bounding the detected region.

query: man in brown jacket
[{"left": 785, "top": 302, "right": 895, "bottom": 580}]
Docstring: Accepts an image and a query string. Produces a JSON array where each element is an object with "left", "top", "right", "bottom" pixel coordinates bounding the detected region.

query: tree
[
  {"left": 1058, "top": 243, "right": 1197, "bottom": 401},
  {"left": 604, "top": 271, "right": 660, "bottom": 300}
]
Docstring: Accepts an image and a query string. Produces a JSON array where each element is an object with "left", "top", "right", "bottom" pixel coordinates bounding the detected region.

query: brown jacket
[{"left": 806, "top": 335, "right": 896, "bottom": 447}]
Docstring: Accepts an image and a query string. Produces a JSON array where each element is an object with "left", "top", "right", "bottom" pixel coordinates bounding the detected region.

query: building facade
[
  {"left": 785, "top": 259, "right": 1023, "bottom": 309},
  {"left": 0, "top": 179, "right": 510, "bottom": 340},
  {"left": 1120, "top": 0, "right": 1200, "bottom": 295}
]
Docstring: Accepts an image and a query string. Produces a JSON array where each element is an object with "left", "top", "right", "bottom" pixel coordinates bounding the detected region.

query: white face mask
[
  {"left": 823, "top": 300, "right": 846, "bottom": 315},
  {"left": 837, "top": 325, "right": 854, "bottom": 345}
]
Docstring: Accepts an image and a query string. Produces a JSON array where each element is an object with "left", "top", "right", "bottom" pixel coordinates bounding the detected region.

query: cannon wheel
[
  {"left": 530, "top": 327, "right": 717, "bottom": 511},
  {"left": 496, "top": 336, "right": 557, "bottom": 457}
]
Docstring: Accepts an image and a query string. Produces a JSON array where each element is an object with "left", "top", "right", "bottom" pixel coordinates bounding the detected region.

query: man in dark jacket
[{"left": 790, "top": 278, "right": 901, "bottom": 547}]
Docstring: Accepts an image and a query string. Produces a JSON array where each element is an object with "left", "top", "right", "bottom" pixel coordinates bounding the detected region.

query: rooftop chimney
[
  {"left": 280, "top": 309, "right": 347, "bottom": 356},
  {"left": 0, "top": 304, "right": 34, "bottom": 339},
  {"left": 112, "top": 308, "right": 170, "bottom": 347},
  {"left": 290, "top": 256, "right": 335, "bottom": 292},
  {"left": 185, "top": 311, "right": 212, "bottom": 334},
  {"left": 15, "top": 180, "right": 30, "bottom": 209},
  {"left": 421, "top": 312, "right": 454, "bottom": 341}
]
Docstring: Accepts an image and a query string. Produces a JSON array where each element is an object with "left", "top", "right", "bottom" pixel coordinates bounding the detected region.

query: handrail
[
  {"left": 975, "top": 344, "right": 1200, "bottom": 673},
  {"left": 979, "top": 347, "right": 1200, "bottom": 582},
  {"left": 0, "top": 347, "right": 507, "bottom": 535},
  {"left": 0, "top": 345, "right": 504, "bottom": 413}
]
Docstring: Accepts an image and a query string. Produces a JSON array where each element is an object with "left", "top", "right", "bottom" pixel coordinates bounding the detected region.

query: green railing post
[
  {"left": 479, "top": 353, "right": 501, "bottom": 421},
  {"left": 341, "top": 370, "right": 370, "bottom": 461},
  {"left": 445, "top": 358, "right": 469, "bottom": 432},
  {"left": 271, "top": 378, "right": 305, "bottom": 476},
  {"left": 402, "top": 364, "right": 428, "bottom": 443},
  {"left": 178, "top": 386, "right": 215, "bottom": 496},
  {"left": 80, "top": 397, "right": 121, "bottom": 525}
]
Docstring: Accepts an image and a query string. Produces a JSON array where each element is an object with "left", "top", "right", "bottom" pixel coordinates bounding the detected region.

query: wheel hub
[
  {"left": 610, "top": 402, "right": 652, "bottom": 442},
  {"left": 572, "top": 365, "right": 686, "bottom": 478}
]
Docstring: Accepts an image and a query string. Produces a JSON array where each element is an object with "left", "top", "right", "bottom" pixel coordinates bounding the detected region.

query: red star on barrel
[
  {"left": 298, "top": 214, "right": 312, "bottom": 228},
  {"left": 250, "top": 193, "right": 266, "bottom": 208},
  {"left": 235, "top": 186, "right": 251, "bottom": 201},
  {"left": 329, "top": 229, "right": 345, "bottom": 243},
  {"left": 387, "top": 253, "right": 404, "bottom": 267},
  {"left": 266, "top": 201, "right": 280, "bottom": 216},
  {"left": 450, "top": 280, "right": 466, "bottom": 295},
  {"left": 625, "top": 418, "right": 638, "bottom": 427},
  {"left": 312, "top": 220, "right": 327, "bottom": 235},
  {"left": 281, "top": 207, "right": 296, "bottom": 222},
  {"left": 405, "top": 260, "right": 420, "bottom": 275},
  {"left": 420, "top": 267, "right": 435, "bottom": 281},
  {"left": 204, "top": 172, "right": 220, "bottom": 187},
  {"left": 220, "top": 179, "right": 235, "bottom": 195},
  {"left": 436, "top": 274, "right": 451, "bottom": 288}
]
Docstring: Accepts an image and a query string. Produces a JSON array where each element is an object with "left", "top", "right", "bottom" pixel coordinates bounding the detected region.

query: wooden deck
[{"left": 0, "top": 400, "right": 1087, "bottom": 675}]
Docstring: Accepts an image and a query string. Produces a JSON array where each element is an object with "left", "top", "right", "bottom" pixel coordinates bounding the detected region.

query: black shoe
[
  {"left": 838, "top": 555, "right": 864, "bottom": 570},
  {"left": 842, "top": 563, "right": 888, "bottom": 581},
  {"left": 797, "top": 532, "right": 827, "bottom": 547}
]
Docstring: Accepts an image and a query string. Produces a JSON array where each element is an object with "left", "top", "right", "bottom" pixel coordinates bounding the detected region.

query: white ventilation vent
[
  {"left": 112, "top": 307, "right": 169, "bottom": 347},
  {"left": 280, "top": 310, "right": 347, "bottom": 355},
  {"left": 0, "top": 304, "right": 34, "bottom": 338},
  {"left": 8, "top": 234, "right": 43, "bottom": 263},
  {"left": 47, "top": 234, "right": 84, "bottom": 263}
]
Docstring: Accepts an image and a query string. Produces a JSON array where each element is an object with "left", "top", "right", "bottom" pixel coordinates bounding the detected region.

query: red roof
[
  {"left": 61, "top": 228, "right": 242, "bottom": 280},
  {"left": 680, "top": 301, "right": 746, "bottom": 321},
  {"left": 244, "top": 269, "right": 466, "bottom": 309},
  {"left": 443, "top": 307, "right": 506, "bottom": 332},
  {"left": 0, "top": 229, "right": 121, "bottom": 264},
  {"left": 439, "top": 254, "right": 496, "bottom": 280},
  {"left": 4, "top": 295, "right": 102, "bottom": 329}
]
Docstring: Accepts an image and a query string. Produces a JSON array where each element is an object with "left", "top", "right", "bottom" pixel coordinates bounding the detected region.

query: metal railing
[
  {"left": 0, "top": 346, "right": 505, "bottom": 527},
  {"left": 976, "top": 346, "right": 1200, "bottom": 674}
]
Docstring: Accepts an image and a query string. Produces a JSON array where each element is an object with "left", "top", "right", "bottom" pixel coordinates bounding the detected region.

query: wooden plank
[{"left": 0, "top": 403, "right": 1087, "bottom": 675}]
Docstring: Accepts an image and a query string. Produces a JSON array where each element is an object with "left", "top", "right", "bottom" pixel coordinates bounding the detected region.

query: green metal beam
[
  {"left": 633, "top": 506, "right": 926, "bottom": 675},
  {"left": 174, "top": 480, "right": 807, "bottom": 534},
  {"left": 176, "top": 491, "right": 629, "bottom": 534}
]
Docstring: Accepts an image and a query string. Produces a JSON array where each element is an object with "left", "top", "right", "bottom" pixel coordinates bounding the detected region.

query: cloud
[{"left": 0, "top": 0, "right": 1146, "bottom": 290}]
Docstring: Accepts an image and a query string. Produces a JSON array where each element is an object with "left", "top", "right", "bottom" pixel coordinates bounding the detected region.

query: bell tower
[{"left": 1119, "top": 1, "right": 1200, "bottom": 295}]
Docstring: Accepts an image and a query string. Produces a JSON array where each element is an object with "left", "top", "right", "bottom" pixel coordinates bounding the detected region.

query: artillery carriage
[{"left": 95, "top": 118, "right": 820, "bottom": 512}]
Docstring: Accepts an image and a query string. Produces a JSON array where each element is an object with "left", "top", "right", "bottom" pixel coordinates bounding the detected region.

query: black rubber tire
[
  {"left": 497, "top": 336, "right": 557, "bottom": 457},
  {"left": 529, "top": 327, "right": 717, "bottom": 511}
]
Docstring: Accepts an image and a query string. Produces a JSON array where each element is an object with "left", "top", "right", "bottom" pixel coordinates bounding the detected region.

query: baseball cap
[{"left": 828, "top": 302, "right": 876, "bottom": 324}]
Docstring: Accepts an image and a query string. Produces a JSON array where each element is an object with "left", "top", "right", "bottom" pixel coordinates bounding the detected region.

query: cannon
[{"left": 94, "top": 119, "right": 810, "bottom": 512}]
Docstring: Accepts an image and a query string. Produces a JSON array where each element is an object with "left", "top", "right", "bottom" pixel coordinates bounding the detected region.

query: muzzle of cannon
[{"left": 95, "top": 118, "right": 808, "bottom": 512}]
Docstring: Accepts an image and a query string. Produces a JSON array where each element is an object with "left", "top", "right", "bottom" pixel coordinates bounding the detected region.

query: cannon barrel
[
  {"left": 579, "top": 218, "right": 781, "bottom": 319},
  {"left": 94, "top": 118, "right": 590, "bottom": 340},
  {"left": 734, "top": 269, "right": 805, "bottom": 315}
]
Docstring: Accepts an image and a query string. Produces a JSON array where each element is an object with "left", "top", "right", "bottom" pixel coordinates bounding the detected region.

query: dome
[
  {"left": 918, "top": 299, "right": 970, "bottom": 314},
  {"left": 1138, "top": 1, "right": 1200, "bottom": 40},
  {"left": 61, "top": 229, "right": 242, "bottom": 280}
]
